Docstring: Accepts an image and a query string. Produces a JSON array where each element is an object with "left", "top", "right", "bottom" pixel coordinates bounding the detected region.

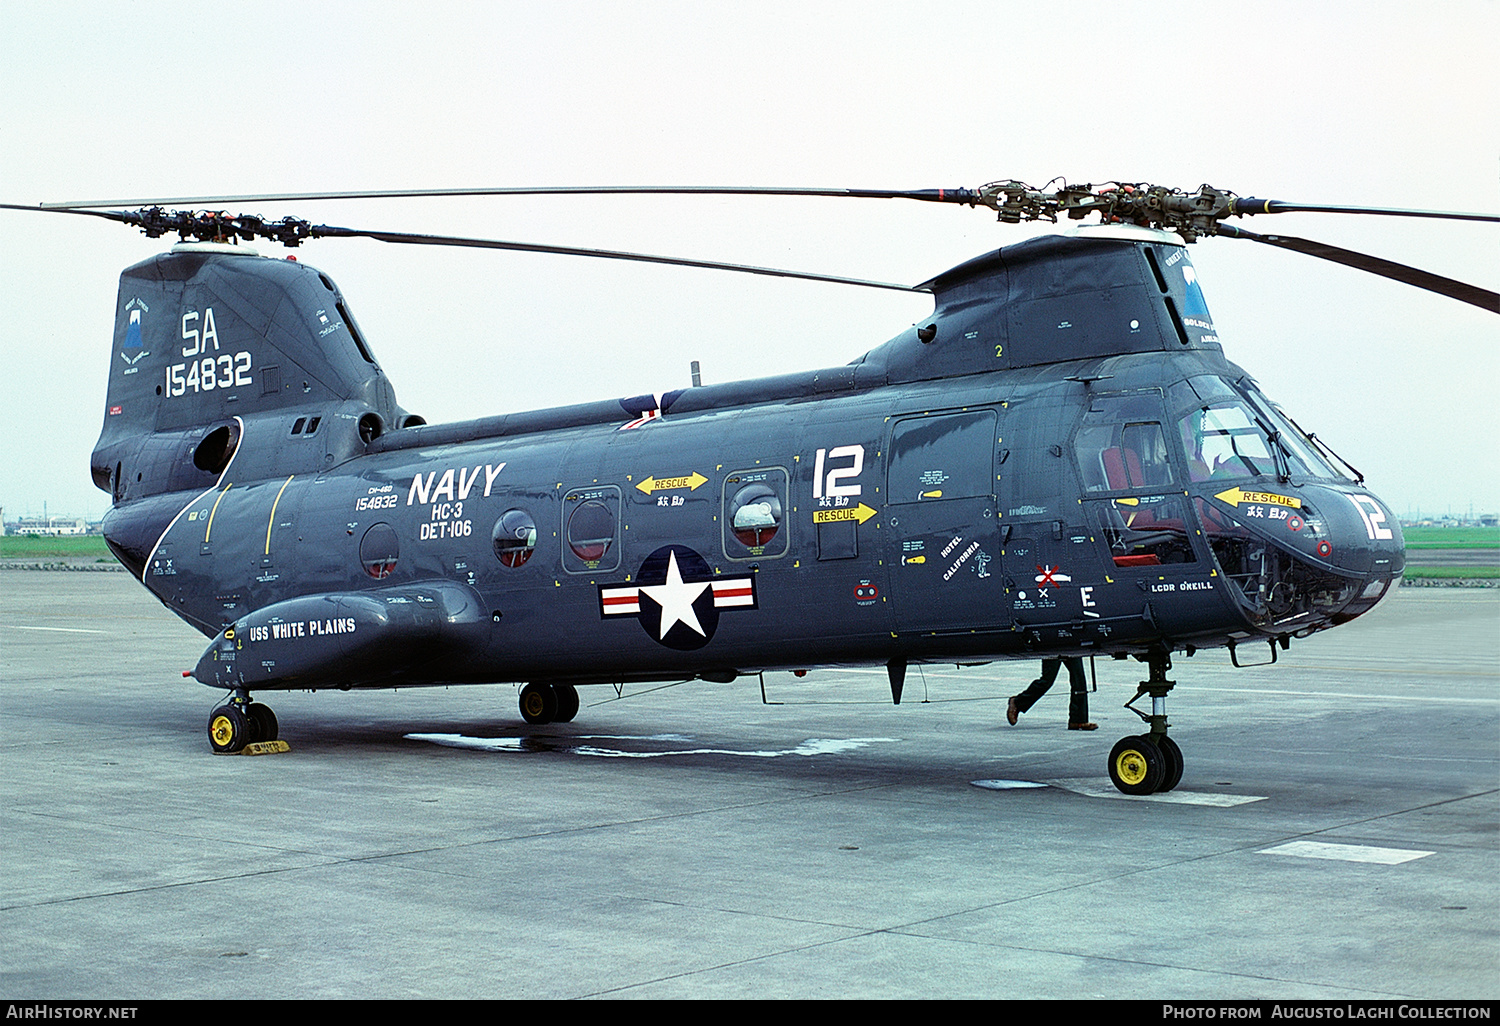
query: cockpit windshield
[
  {"left": 1180, "top": 402, "right": 1276, "bottom": 482},
  {"left": 1173, "top": 377, "right": 1346, "bottom": 484},
  {"left": 1241, "top": 389, "right": 1349, "bottom": 481}
]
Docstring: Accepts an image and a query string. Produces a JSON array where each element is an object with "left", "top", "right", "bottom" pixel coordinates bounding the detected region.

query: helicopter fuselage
[
  {"left": 103, "top": 341, "right": 1403, "bottom": 694},
  {"left": 89, "top": 225, "right": 1404, "bottom": 768}
]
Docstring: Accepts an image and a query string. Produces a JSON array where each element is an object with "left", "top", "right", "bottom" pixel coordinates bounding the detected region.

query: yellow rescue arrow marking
[
  {"left": 635, "top": 472, "right": 709, "bottom": 494},
  {"left": 813, "top": 503, "right": 879, "bottom": 525},
  {"left": 1214, "top": 486, "right": 1301, "bottom": 510}
]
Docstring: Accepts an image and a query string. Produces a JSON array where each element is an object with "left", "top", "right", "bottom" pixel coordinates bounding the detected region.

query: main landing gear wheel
[
  {"left": 553, "top": 684, "right": 579, "bottom": 723},
  {"left": 247, "top": 703, "right": 279, "bottom": 743},
  {"left": 209, "top": 704, "right": 251, "bottom": 753},
  {"left": 519, "top": 682, "right": 559, "bottom": 725},
  {"left": 1108, "top": 735, "right": 1164, "bottom": 796},
  {"left": 208, "top": 693, "right": 280, "bottom": 753}
]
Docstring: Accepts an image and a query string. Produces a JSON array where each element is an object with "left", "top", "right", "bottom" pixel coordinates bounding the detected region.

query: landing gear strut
[
  {"left": 208, "top": 690, "right": 279, "bottom": 753},
  {"left": 1106, "top": 651, "right": 1182, "bottom": 795},
  {"left": 519, "top": 683, "right": 579, "bottom": 725}
]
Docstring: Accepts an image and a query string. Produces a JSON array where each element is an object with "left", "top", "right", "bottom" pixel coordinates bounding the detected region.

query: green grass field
[
  {"left": 1403, "top": 565, "right": 1500, "bottom": 579},
  {"left": 1402, "top": 526, "right": 1500, "bottom": 549},
  {"left": 0, "top": 535, "right": 114, "bottom": 559}
]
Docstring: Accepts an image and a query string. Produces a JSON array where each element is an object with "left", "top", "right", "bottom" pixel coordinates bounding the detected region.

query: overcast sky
[{"left": 1, "top": 0, "right": 1495, "bottom": 523}]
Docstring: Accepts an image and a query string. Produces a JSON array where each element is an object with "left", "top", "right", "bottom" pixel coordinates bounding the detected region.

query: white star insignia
[{"left": 638, "top": 549, "right": 710, "bottom": 639}]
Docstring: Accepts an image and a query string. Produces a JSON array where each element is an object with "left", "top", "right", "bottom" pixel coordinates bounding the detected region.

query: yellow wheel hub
[
  {"left": 210, "top": 714, "right": 236, "bottom": 747},
  {"left": 1115, "top": 747, "right": 1149, "bottom": 786}
]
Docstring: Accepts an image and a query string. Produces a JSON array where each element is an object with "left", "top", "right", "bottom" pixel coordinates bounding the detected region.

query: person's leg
[
  {"left": 1009, "top": 659, "right": 1061, "bottom": 723},
  {"left": 1064, "top": 657, "right": 1095, "bottom": 728}
]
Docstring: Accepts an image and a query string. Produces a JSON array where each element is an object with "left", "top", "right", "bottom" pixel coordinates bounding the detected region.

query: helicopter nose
[
  {"left": 1199, "top": 482, "right": 1404, "bottom": 631},
  {"left": 1305, "top": 485, "right": 1405, "bottom": 580},
  {"left": 1294, "top": 484, "right": 1405, "bottom": 623}
]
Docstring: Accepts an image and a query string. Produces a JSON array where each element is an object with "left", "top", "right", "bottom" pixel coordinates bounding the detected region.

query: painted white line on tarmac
[
  {"left": 1257, "top": 840, "right": 1434, "bottom": 864},
  {"left": 407, "top": 732, "right": 898, "bottom": 759},
  {"left": 970, "top": 779, "right": 1048, "bottom": 790},
  {"left": 1047, "top": 778, "right": 1268, "bottom": 805},
  {"left": 0, "top": 624, "right": 108, "bottom": 633}
]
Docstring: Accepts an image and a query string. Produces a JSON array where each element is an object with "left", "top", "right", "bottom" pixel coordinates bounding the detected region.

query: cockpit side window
[{"left": 1076, "top": 420, "right": 1175, "bottom": 492}]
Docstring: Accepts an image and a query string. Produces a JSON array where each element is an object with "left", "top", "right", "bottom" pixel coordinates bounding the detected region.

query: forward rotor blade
[
  {"left": 314, "top": 224, "right": 925, "bottom": 292},
  {"left": 1217, "top": 224, "right": 1499, "bottom": 313},
  {"left": 39, "top": 186, "right": 982, "bottom": 210},
  {"left": 1231, "top": 199, "right": 1500, "bottom": 223},
  {"left": 0, "top": 201, "right": 131, "bottom": 223}
]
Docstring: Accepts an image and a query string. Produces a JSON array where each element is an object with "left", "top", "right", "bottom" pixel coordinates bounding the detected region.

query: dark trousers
[{"left": 1013, "top": 657, "right": 1089, "bottom": 722}]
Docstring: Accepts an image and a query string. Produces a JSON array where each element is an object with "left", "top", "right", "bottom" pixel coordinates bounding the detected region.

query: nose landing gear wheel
[
  {"left": 1155, "top": 734, "right": 1183, "bottom": 792},
  {"left": 1108, "top": 735, "right": 1164, "bottom": 795}
]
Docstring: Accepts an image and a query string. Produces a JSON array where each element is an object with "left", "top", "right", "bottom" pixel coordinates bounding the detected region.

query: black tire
[
  {"left": 1155, "top": 735, "right": 1184, "bottom": 792},
  {"left": 1107, "top": 734, "right": 1164, "bottom": 795},
  {"left": 247, "top": 703, "right": 279, "bottom": 743},
  {"left": 208, "top": 705, "right": 251, "bottom": 753},
  {"left": 553, "top": 684, "right": 579, "bottom": 723},
  {"left": 519, "top": 683, "right": 558, "bottom": 725}
]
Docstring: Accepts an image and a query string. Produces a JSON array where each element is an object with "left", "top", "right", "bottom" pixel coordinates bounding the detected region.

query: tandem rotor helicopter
[{"left": 5, "top": 180, "right": 1497, "bottom": 794}]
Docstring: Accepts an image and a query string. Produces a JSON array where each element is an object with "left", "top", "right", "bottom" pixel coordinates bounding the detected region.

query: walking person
[{"left": 1006, "top": 656, "right": 1097, "bottom": 730}]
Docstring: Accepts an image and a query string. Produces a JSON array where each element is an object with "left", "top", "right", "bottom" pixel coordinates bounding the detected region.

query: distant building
[{"left": 10, "top": 516, "right": 89, "bottom": 537}]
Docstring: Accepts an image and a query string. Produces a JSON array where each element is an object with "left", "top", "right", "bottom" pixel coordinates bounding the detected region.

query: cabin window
[
  {"left": 568, "top": 502, "right": 613, "bottom": 561},
  {"left": 359, "top": 522, "right": 400, "bottom": 579},
  {"left": 723, "top": 469, "right": 789, "bottom": 559},
  {"left": 562, "top": 486, "right": 622, "bottom": 572},
  {"left": 492, "top": 509, "right": 538, "bottom": 568}
]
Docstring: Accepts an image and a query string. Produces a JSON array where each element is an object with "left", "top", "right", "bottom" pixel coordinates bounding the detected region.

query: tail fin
[{"left": 92, "top": 242, "right": 408, "bottom": 504}]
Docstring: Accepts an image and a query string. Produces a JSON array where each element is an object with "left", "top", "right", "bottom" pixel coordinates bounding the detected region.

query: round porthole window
[
  {"left": 729, "top": 483, "right": 782, "bottom": 548},
  {"left": 359, "top": 522, "right": 399, "bottom": 579},
  {"left": 567, "top": 499, "right": 615, "bottom": 562},
  {"left": 492, "top": 509, "right": 538, "bottom": 567}
]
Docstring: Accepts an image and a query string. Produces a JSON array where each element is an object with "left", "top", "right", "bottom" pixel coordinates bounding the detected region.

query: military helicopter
[{"left": 6, "top": 180, "right": 1496, "bottom": 795}]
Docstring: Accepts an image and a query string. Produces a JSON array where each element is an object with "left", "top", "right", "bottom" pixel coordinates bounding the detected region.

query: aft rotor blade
[
  {"left": 1231, "top": 199, "right": 1500, "bottom": 224},
  {"left": 314, "top": 224, "right": 926, "bottom": 292},
  {"left": 39, "top": 185, "right": 983, "bottom": 210},
  {"left": 1217, "top": 224, "right": 1499, "bottom": 313}
]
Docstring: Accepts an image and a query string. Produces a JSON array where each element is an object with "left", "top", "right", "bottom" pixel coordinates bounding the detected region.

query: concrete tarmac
[{"left": 2, "top": 572, "right": 1496, "bottom": 1000}]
